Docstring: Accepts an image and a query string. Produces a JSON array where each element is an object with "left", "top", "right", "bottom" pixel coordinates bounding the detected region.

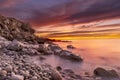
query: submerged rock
[
  {"left": 60, "top": 50, "right": 83, "bottom": 61},
  {"left": 56, "top": 66, "right": 62, "bottom": 71},
  {"left": 67, "top": 45, "right": 76, "bottom": 49},
  {"left": 94, "top": 67, "right": 119, "bottom": 78}
]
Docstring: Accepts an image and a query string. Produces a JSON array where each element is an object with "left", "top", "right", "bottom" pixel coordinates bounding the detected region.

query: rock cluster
[
  {"left": 94, "top": 67, "right": 119, "bottom": 78},
  {"left": 67, "top": 45, "right": 76, "bottom": 49},
  {"left": 0, "top": 36, "right": 63, "bottom": 80},
  {"left": 48, "top": 44, "right": 83, "bottom": 61},
  {"left": 0, "top": 15, "right": 51, "bottom": 44}
]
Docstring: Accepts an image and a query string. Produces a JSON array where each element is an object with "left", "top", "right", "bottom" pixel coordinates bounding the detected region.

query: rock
[
  {"left": 38, "top": 44, "right": 54, "bottom": 55},
  {"left": 21, "top": 48, "right": 38, "bottom": 55},
  {"left": 19, "top": 70, "right": 30, "bottom": 77},
  {"left": 39, "top": 56, "right": 46, "bottom": 60},
  {"left": 94, "top": 67, "right": 119, "bottom": 78},
  {"left": 11, "top": 72, "right": 24, "bottom": 80},
  {"left": 67, "top": 45, "right": 76, "bottom": 49},
  {"left": 3, "top": 65, "right": 13, "bottom": 72},
  {"left": 0, "top": 70, "right": 7, "bottom": 76},
  {"left": 30, "top": 76, "right": 38, "bottom": 80},
  {"left": 60, "top": 69, "right": 81, "bottom": 80},
  {"left": 5, "top": 50, "right": 18, "bottom": 56},
  {"left": 64, "top": 69, "right": 74, "bottom": 74},
  {"left": 6, "top": 40, "right": 23, "bottom": 51},
  {"left": 48, "top": 44, "right": 62, "bottom": 54},
  {"left": 56, "top": 66, "right": 62, "bottom": 71},
  {"left": 60, "top": 50, "right": 83, "bottom": 61},
  {"left": 50, "top": 69, "right": 63, "bottom": 80}
]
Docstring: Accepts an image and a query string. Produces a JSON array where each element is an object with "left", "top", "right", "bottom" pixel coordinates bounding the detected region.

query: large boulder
[
  {"left": 38, "top": 44, "right": 54, "bottom": 55},
  {"left": 48, "top": 44, "right": 62, "bottom": 54},
  {"left": 94, "top": 67, "right": 119, "bottom": 78},
  {"left": 60, "top": 50, "right": 83, "bottom": 61}
]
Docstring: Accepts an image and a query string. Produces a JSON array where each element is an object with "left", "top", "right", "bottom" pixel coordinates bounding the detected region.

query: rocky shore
[{"left": 0, "top": 15, "right": 119, "bottom": 80}]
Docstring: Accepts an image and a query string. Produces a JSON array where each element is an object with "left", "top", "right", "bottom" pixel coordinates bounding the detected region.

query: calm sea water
[{"left": 33, "top": 39, "right": 120, "bottom": 75}]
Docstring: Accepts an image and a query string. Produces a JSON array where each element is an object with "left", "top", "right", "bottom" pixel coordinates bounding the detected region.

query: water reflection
[{"left": 32, "top": 39, "right": 120, "bottom": 75}]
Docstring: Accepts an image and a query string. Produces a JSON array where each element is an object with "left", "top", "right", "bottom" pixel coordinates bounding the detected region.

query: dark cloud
[
  {"left": 0, "top": 0, "right": 120, "bottom": 28},
  {"left": 66, "top": 0, "right": 120, "bottom": 24}
]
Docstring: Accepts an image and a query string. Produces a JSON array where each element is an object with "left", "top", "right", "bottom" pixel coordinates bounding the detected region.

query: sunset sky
[{"left": 0, "top": 0, "right": 120, "bottom": 40}]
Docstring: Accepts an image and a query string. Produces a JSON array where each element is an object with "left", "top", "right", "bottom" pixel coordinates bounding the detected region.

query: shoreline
[{"left": 0, "top": 15, "right": 119, "bottom": 80}]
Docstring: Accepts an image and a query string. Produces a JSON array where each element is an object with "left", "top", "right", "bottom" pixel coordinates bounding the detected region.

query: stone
[
  {"left": 56, "top": 66, "right": 62, "bottom": 71},
  {"left": 10, "top": 72, "right": 24, "bottom": 80},
  {"left": 94, "top": 67, "right": 119, "bottom": 78},
  {"left": 60, "top": 50, "right": 83, "bottom": 61},
  {"left": 48, "top": 44, "right": 62, "bottom": 54},
  {"left": 21, "top": 48, "right": 38, "bottom": 55},
  {"left": 67, "top": 45, "right": 76, "bottom": 49},
  {"left": 50, "top": 70, "right": 62, "bottom": 80},
  {"left": 0, "top": 70, "right": 7, "bottom": 76},
  {"left": 3, "top": 65, "right": 13, "bottom": 72},
  {"left": 6, "top": 40, "right": 23, "bottom": 51}
]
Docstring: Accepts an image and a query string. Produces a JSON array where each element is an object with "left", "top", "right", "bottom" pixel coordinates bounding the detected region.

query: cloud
[
  {"left": 42, "top": 27, "right": 120, "bottom": 38},
  {"left": 0, "top": 0, "right": 120, "bottom": 39},
  {"left": 65, "top": 0, "right": 120, "bottom": 24},
  {"left": 0, "top": 0, "right": 120, "bottom": 27}
]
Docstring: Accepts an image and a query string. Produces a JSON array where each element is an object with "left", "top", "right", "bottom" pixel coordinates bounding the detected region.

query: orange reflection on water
[{"left": 55, "top": 39, "right": 120, "bottom": 73}]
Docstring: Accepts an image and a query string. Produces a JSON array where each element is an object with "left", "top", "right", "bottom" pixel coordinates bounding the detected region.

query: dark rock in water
[
  {"left": 60, "top": 69, "right": 82, "bottom": 80},
  {"left": 48, "top": 44, "right": 83, "bottom": 61},
  {"left": 94, "top": 67, "right": 119, "bottom": 78},
  {"left": 39, "top": 56, "right": 46, "bottom": 60},
  {"left": 56, "top": 66, "right": 62, "bottom": 71},
  {"left": 49, "top": 69, "right": 63, "bottom": 80},
  {"left": 67, "top": 45, "right": 76, "bottom": 49},
  {"left": 60, "top": 50, "right": 83, "bottom": 61},
  {"left": 41, "top": 65, "right": 62, "bottom": 80},
  {"left": 48, "top": 44, "right": 62, "bottom": 54},
  {"left": 38, "top": 44, "right": 54, "bottom": 55}
]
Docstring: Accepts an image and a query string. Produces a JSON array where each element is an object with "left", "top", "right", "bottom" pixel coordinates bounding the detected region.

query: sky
[{"left": 0, "top": 0, "right": 120, "bottom": 40}]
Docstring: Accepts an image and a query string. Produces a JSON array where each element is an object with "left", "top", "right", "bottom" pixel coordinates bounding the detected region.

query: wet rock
[
  {"left": 60, "top": 69, "right": 81, "bottom": 80},
  {"left": 38, "top": 44, "right": 54, "bottom": 55},
  {"left": 67, "top": 45, "right": 76, "bottom": 49},
  {"left": 56, "top": 66, "right": 62, "bottom": 71},
  {"left": 48, "top": 44, "right": 62, "bottom": 54},
  {"left": 49, "top": 69, "right": 62, "bottom": 80},
  {"left": 39, "top": 56, "right": 46, "bottom": 60},
  {"left": 21, "top": 48, "right": 38, "bottom": 55},
  {"left": 60, "top": 50, "right": 83, "bottom": 61},
  {"left": 94, "top": 67, "right": 119, "bottom": 78}
]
